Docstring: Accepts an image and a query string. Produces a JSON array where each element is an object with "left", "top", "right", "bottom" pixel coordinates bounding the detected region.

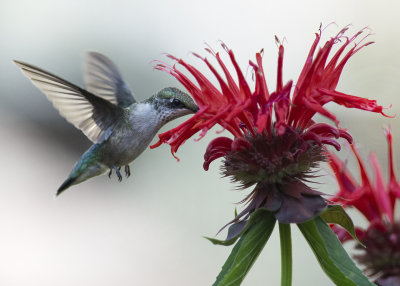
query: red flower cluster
[
  {"left": 152, "top": 27, "right": 385, "bottom": 159},
  {"left": 330, "top": 129, "right": 400, "bottom": 240},
  {"left": 152, "top": 26, "right": 387, "bottom": 224},
  {"left": 329, "top": 128, "right": 400, "bottom": 284}
]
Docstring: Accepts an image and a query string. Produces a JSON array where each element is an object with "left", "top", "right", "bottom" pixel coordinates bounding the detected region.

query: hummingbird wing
[
  {"left": 14, "top": 60, "right": 124, "bottom": 143},
  {"left": 84, "top": 52, "right": 136, "bottom": 108}
]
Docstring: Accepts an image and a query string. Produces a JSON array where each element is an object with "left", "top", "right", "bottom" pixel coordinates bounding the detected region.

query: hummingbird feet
[
  {"left": 124, "top": 165, "right": 130, "bottom": 178},
  {"left": 109, "top": 166, "right": 123, "bottom": 181},
  {"left": 114, "top": 166, "right": 123, "bottom": 182}
]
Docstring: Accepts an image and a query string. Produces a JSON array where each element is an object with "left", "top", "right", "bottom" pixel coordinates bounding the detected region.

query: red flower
[
  {"left": 152, "top": 26, "right": 387, "bottom": 224},
  {"left": 329, "top": 128, "right": 400, "bottom": 284}
]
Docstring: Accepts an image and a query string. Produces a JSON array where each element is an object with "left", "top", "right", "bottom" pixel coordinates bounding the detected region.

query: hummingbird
[{"left": 14, "top": 52, "right": 198, "bottom": 196}]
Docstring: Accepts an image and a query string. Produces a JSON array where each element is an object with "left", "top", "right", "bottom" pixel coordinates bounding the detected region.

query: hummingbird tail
[
  {"left": 56, "top": 177, "right": 77, "bottom": 196},
  {"left": 55, "top": 149, "right": 109, "bottom": 196}
]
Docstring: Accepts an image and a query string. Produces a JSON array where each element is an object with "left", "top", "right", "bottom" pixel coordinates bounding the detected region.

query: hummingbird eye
[{"left": 170, "top": 98, "right": 186, "bottom": 109}]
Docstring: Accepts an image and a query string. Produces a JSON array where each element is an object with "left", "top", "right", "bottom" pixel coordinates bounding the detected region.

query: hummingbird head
[{"left": 148, "top": 87, "right": 199, "bottom": 123}]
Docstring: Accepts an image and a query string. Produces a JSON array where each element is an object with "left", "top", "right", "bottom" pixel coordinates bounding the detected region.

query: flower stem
[{"left": 279, "top": 222, "right": 292, "bottom": 286}]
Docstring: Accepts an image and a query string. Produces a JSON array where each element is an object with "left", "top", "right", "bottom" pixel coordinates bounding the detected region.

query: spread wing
[
  {"left": 14, "top": 60, "right": 124, "bottom": 143},
  {"left": 84, "top": 52, "right": 136, "bottom": 108}
]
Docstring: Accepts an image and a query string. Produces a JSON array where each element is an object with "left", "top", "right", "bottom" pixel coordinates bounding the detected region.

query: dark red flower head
[
  {"left": 329, "top": 128, "right": 400, "bottom": 284},
  {"left": 152, "top": 26, "right": 387, "bottom": 224}
]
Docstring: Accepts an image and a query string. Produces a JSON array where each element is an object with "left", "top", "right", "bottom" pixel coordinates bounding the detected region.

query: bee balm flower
[
  {"left": 152, "top": 27, "right": 387, "bottom": 224},
  {"left": 329, "top": 128, "right": 400, "bottom": 285}
]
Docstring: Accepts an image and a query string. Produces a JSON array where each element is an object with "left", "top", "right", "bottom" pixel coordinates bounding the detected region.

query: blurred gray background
[{"left": 1, "top": 0, "right": 400, "bottom": 285}]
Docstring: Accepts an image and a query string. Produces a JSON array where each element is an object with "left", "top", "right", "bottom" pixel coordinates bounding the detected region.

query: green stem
[{"left": 279, "top": 223, "right": 292, "bottom": 286}]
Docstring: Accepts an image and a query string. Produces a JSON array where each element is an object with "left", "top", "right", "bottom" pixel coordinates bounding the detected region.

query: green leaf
[
  {"left": 213, "top": 209, "right": 276, "bottom": 286},
  {"left": 298, "top": 217, "right": 375, "bottom": 286},
  {"left": 319, "top": 205, "right": 364, "bottom": 247},
  {"left": 205, "top": 208, "right": 274, "bottom": 246}
]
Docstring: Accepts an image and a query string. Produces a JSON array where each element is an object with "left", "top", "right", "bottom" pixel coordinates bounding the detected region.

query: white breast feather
[{"left": 128, "top": 103, "right": 162, "bottom": 139}]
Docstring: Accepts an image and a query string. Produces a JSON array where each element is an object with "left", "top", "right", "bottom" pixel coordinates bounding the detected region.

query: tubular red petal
[
  {"left": 339, "top": 129, "right": 353, "bottom": 144},
  {"left": 306, "top": 123, "right": 340, "bottom": 138},
  {"left": 203, "top": 137, "right": 233, "bottom": 170},
  {"left": 386, "top": 127, "right": 396, "bottom": 180},
  {"left": 318, "top": 88, "right": 386, "bottom": 115},
  {"left": 276, "top": 45, "right": 284, "bottom": 92},
  {"left": 328, "top": 152, "right": 360, "bottom": 198},
  {"left": 255, "top": 52, "right": 270, "bottom": 102},
  {"left": 385, "top": 127, "right": 400, "bottom": 203},
  {"left": 351, "top": 144, "right": 374, "bottom": 188},
  {"left": 204, "top": 137, "right": 233, "bottom": 155},
  {"left": 227, "top": 49, "right": 253, "bottom": 102},
  {"left": 301, "top": 132, "right": 322, "bottom": 145},
  {"left": 321, "top": 138, "right": 341, "bottom": 151},
  {"left": 370, "top": 153, "right": 394, "bottom": 223}
]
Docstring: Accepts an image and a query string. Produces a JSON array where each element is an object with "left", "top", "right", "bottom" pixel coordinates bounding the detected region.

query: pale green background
[{"left": 0, "top": 0, "right": 399, "bottom": 285}]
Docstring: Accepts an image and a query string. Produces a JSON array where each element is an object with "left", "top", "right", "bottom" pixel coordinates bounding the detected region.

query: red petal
[
  {"left": 370, "top": 153, "right": 394, "bottom": 223},
  {"left": 385, "top": 127, "right": 400, "bottom": 202},
  {"left": 203, "top": 137, "right": 233, "bottom": 170},
  {"left": 330, "top": 224, "right": 366, "bottom": 243},
  {"left": 328, "top": 152, "right": 358, "bottom": 194},
  {"left": 318, "top": 88, "right": 387, "bottom": 116}
]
